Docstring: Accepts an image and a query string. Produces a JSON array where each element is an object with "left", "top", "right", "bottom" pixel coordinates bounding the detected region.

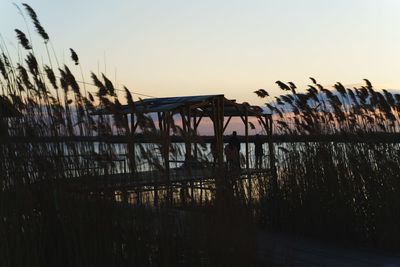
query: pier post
[
  {"left": 213, "top": 95, "right": 232, "bottom": 206},
  {"left": 157, "top": 111, "right": 173, "bottom": 205},
  {"left": 128, "top": 113, "right": 137, "bottom": 180},
  {"left": 244, "top": 108, "right": 252, "bottom": 203},
  {"left": 245, "top": 109, "right": 249, "bottom": 172},
  {"left": 266, "top": 114, "right": 277, "bottom": 195}
]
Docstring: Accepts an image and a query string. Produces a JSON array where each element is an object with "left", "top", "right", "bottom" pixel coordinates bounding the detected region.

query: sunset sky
[{"left": 2, "top": 0, "right": 400, "bottom": 105}]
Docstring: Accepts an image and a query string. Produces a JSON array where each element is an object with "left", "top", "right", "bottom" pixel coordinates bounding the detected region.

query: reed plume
[
  {"left": 69, "top": 48, "right": 79, "bottom": 65},
  {"left": 15, "top": 29, "right": 32, "bottom": 50}
]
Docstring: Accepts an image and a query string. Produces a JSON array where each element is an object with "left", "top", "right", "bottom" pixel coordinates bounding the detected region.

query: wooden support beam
[
  {"left": 180, "top": 108, "right": 192, "bottom": 159},
  {"left": 223, "top": 116, "right": 232, "bottom": 133},
  {"left": 245, "top": 109, "right": 249, "bottom": 172},
  {"left": 132, "top": 112, "right": 146, "bottom": 203},
  {"left": 165, "top": 112, "right": 171, "bottom": 182},
  {"left": 181, "top": 107, "right": 193, "bottom": 178},
  {"left": 198, "top": 107, "right": 214, "bottom": 122},
  {"left": 159, "top": 111, "right": 172, "bottom": 205},
  {"left": 223, "top": 98, "right": 247, "bottom": 123},
  {"left": 157, "top": 112, "right": 165, "bottom": 132},
  {"left": 158, "top": 111, "right": 171, "bottom": 183},
  {"left": 194, "top": 114, "right": 203, "bottom": 129},
  {"left": 186, "top": 108, "right": 192, "bottom": 160},
  {"left": 186, "top": 100, "right": 212, "bottom": 110},
  {"left": 193, "top": 113, "right": 199, "bottom": 160},
  {"left": 213, "top": 95, "right": 228, "bottom": 203},
  {"left": 128, "top": 113, "right": 136, "bottom": 179},
  {"left": 266, "top": 114, "right": 278, "bottom": 195}
]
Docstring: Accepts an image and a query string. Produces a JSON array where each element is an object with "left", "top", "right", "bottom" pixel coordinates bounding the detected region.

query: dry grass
[
  {"left": 256, "top": 79, "right": 400, "bottom": 249},
  {"left": 0, "top": 4, "right": 255, "bottom": 266}
]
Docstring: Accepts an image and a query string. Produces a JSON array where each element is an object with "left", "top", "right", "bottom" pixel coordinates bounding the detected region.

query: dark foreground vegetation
[
  {"left": 0, "top": 4, "right": 255, "bottom": 267},
  {"left": 256, "top": 79, "right": 400, "bottom": 250},
  {"left": 1, "top": 4, "right": 400, "bottom": 267},
  {"left": 1, "top": 192, "right": 254, "bottom": 266}
]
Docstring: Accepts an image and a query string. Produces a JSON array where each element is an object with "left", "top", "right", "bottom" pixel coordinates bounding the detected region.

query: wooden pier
[
  {"left": 3, "top": 94, "right": 277, "bottom": 203},
  {"left": 86, "top": 94, "right": 277, "bottom": 197}
]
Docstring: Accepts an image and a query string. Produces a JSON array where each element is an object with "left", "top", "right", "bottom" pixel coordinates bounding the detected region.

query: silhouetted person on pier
[
  {"left": 228, "top": 131, "right": 241, "bottom": 171},
  {"left": 254, "top": 134, "right": 264, "bottom": 169},
  {"left": 225, "top": 143, "right": 234, "bottom": 170}
]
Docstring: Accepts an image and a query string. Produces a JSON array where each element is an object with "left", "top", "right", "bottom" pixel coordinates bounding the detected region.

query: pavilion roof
[{"left": 93, "top": 94, "right": 267, "bottom": 117}]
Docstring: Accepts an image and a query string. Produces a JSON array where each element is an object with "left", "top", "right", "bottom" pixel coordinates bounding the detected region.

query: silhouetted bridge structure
[
  {"left": 4, "top": 94, "right": 400, "bottom": 203},
  {"left": 72, "top": 94, "right": 276, "bottom": 202}
]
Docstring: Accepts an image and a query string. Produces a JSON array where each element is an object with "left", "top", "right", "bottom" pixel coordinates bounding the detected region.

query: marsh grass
[
  {"left": 0, "top": 4, "right": 255, "bottom": 266},
  {"left": 4, "top": 3, "right": 399, "bottom": 265},
  {"left": 0, "top": 191, "right": 254, "bottom": 267},
  {"left": 256, "top": 79, "right": 400, "bottom": 249}
]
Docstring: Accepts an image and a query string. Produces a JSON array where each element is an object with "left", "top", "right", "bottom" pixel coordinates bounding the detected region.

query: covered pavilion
[{"left": 96, "top": 94, "right": 275, "bottom": 183}]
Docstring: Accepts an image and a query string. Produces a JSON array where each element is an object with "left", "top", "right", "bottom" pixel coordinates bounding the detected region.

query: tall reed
[
  {"left": 256, "top": 79, "right": 400, "bottom": 249},
  {"left": 0, "top": 4, "right": 255, "bottom": 266}
]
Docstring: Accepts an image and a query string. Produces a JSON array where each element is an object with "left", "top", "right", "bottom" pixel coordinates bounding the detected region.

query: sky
[{"left": 2, "top": 0, "right": 400, "bottom": 105}]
